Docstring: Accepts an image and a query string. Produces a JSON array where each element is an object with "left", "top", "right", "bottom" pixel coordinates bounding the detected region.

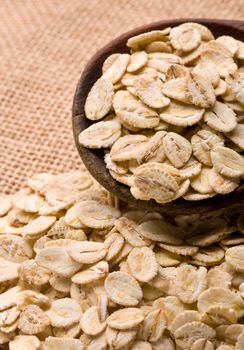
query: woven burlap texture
[{"left": 0, "top": 0, "right": 243, "bottom": 193}]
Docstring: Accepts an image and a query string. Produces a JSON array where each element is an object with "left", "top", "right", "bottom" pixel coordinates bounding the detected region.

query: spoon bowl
[{"left": 72, "top": 18, "right": 244, "bottom": 216}]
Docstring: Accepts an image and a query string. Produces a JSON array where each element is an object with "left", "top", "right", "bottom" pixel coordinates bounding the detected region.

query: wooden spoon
[{"left": 72, "top": 18, "right": 244, "bottom": 216}]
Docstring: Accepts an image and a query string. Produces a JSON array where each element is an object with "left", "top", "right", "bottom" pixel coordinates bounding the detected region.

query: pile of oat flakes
[
  {"left": 79, "top": 22, "right": 244, "bottom": 204},
  {"left": 0, "top": 170, "right": 243, "bottom": 349}
]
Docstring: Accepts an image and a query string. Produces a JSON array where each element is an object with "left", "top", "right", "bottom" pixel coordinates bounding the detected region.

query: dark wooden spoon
[{"left": 72, "top": 18, "right": 244, "bottom": 216}]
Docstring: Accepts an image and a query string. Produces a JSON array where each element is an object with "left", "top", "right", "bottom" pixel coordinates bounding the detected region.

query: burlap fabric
[{"left": 0, "top": 0, "right": 243, "bottom": 194}]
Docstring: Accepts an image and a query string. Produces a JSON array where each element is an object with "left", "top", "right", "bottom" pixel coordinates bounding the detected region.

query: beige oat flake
[
  {"left": 105, "top": 271, "right": 143, "bottom": 306},
  {"left": 84, "top": 78, "right": 114, "bottom": 120},
  {"left": 127, "top": 247, "right": 158, "bottom": 282},
  {"left": 107, "top": 307, "right": 144, "bottom": 330},
  {"left": 79, "top": 121, "right": 121, "bottom": 149}
]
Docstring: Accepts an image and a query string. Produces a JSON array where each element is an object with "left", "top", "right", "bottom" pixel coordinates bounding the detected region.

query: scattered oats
[
  {"left": 236, "top": 331, "right": 244, "bottom": 350},
  {"left": 7, "top": 207, "right": 36, "bottom": 227},
  {"left": 115, "top": 217, "right": 148, "bottom": 247},
  {"left": 23, "top": 215, "right": 56, "bottom": 239},
  {"left": 155, "top": 248, "right": 181, "bottom": 267},
  {"left": 71, "top": 261, "right": 109, "bottom": 284},
  {"left": 107, "top": 307, "right": 144, "bottom": 330},
  {"left": 225, "top": 245, "right": 244, "bottom": 273},
  {"left": 0, "top": 331, "right": 14, "bottom": 345},
  {"left": 52, "top": 322, "right": 81, "bottom": 339},
  {"left": 186, "top": 218, "right": 228, "bottom": 247},
  {"left": 64, "top": 201, "right": 91, "bottom": 229},
  {"left": 17, "top": 290, "right": 50, "bottom": 310},
  {"left": 0, "top": 195, "right": 12, "bottom": 217},
  {"left": 49, "top": 275, "right": 72, "bottom": 293},
  {"left": 68, "top": 241, "right": 107, "bottom": 264},
  {"left": 80, "top": 306, "right": 106, "bottom": 336},
  {"left": 47, "top": 298, "right": 82, "bottom": 328},
  {"left": 191, "top": 338, "right": 214, "bottom": 350},
  {"left": 216, "top": 345, "right": 234, "bottom": 350},
  {"left": 142, "top": 284, "right": 164, "bottom": 301},
  {"left": 105, "top": 271, "right": 143, "bottom": 306},
  {"left": 104, "top": 232, "right": 125, "bottom": 261},
  {"left": 198, "top": 287, "right": 244, "bottom": 318},
  {"left": 0, "top": 257, "right": 19, "bottom": 283},
  {"left": 130, "top": 340, "right": 153, "bottom": 350},
  {"left": 152, "top": 336, "right": 176, "bottom": 350},
  {"left": 19, "top": 304, "right": 50, "bottom": 335},
  {"left": 153, "top": 296, "right": 187, "bottom": 325},
  {"left": 9, "top": 335, "right": 40, "bottom": 350},
  {"left": 138, "top": 308, "right": 166, "bottom": 342},
  {"left": 0, "top": 286, "right": 21, "bottom": 312},
  {"left": 106, "top": 326, "right": 137, "bottom": 349},
  {"left": 239, "top": 282, "right": 244, "bottom": 298},
  {"left": 215, "top": 79, "right": 227, "bottom": 95},
  {"left": 13, "top": 192, "right": 45, "bottom": 213},
  {"left": 110, "top": 241, "right": 133, "bottom": 265},
  {"left": 35, "top": 246, "right": 81, "bottom": 277},
  {"left": 204, "top": 101, "right": 237, "bottom": 133},
  {"left": 44, "top": 337, "right": 84, "bottom": 350},
  {"left": 171, "top": 310, "right": 201, "bottom": 333},
  {"left": 133, "top": 163, "right": 180, "bottom": 204},
  {"left": 207, "top": 268, "right": 232, "bottom": 289},
  {"left": 203, "top": 305, "right": 238, "bottom": 326},
  {"left": 75, "top": 201, "right": 120, "bottom": 228},
  {"left": 174, "top": 264, "right": 207, "bottom": 303},
  {"left": 174, "top": 321, "right": 216, "bottom": 348},
  {"left": 138, "top": 219, "right": 183, "bottom": 244},
  {"left": 163, "top": 132, "right": 192, "bottom": 168},
  {"left": 127, "top": 246, "right": 158, "bottom": 282}
]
